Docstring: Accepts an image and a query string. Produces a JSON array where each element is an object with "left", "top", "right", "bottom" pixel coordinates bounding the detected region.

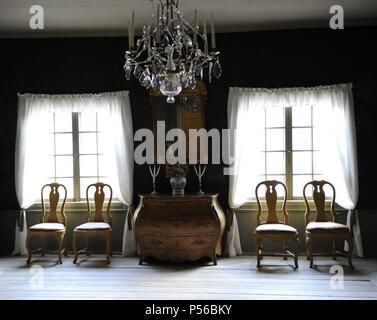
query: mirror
[{"left": 149, "top": 80, "right": 207, "bottom": 161}]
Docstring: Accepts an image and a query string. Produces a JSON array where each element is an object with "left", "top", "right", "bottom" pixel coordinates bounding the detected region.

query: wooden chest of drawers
[{"left": 134, "top": 194, "right": 226, "bottom": 264}]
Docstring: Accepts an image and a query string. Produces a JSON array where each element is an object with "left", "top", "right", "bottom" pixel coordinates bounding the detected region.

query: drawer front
[
  {"left": 142, "top": 235, "right": 217, "bottom": 250},
  {"left": 137, "top": 218, "right": 218, "bottom": 234}
]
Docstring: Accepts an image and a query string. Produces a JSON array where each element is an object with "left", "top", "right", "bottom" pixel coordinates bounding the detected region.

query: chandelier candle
[
  {"left": 194, "top": 9, "right": 197, "bottom": 48},
  {"left": 128, "top": 20, "right": 132, "bottom": 49},
  {"left": 156, "top": 5, "right": 160, "bottom": 44},
  {"left": 131, "top": 10, "right": 135, "bottom": 49},
  {"left": 124, "top": 0, "right": 222, "bottom": 104},
  {"left": 211, "top": 13, "right": 216, "bottom": 50},
  {"left": 203, "top": 21, "right": 208, "bottom": 55}
]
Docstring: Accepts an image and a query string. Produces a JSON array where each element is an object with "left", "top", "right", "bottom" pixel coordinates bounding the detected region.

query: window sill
[
  {"left": 29, "top": 200, "right": 127, "bottom": 213},
  {"left": 237, "top": 199, "right": 343, "bottom": 212}
]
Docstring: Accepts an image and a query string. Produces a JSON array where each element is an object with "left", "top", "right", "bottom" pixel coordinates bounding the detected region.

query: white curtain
[
  {"left": 13, "top": 91, "right": 135, "bottom": 256},
  {"left": 227, "top": 84, "right": 363, "bottom": 257},
  {"left": 222, "top": 210, "right": 242, "bottom": 257},
  {"left": 13, "top": 96, "right": 52, "bottom": 255}
]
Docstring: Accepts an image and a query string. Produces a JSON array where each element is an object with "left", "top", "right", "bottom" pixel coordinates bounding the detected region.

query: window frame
[
  {"left": 254, "top": 105, "right": 323, "bottom": 201},
  {"left": 42, "top": 111, "right": 115, "bottom": 204}
]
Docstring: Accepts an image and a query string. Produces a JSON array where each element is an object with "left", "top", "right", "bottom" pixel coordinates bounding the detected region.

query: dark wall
[{"left": 1, "top": 27, "right": 377, "bottom": 255}]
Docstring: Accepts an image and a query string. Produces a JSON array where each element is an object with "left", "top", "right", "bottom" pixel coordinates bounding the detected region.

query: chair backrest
[
  {"left": 255, "top": 180, "right": 288, "bottom": 225},
  {"left": 86, "top": 182, "right": 113, "bottom": 225},
  {"left": 303, "top": 180, "right": 336, "bottom": 226},
  {"left": 41, "top": 183, "right": 67, "bottom": 225}
]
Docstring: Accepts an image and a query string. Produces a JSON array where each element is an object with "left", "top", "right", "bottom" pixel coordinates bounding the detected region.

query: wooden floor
[{"left": 0, "top": 255, "right": 376, "bottom": 300}]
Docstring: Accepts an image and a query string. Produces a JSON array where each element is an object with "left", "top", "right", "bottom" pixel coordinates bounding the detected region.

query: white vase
[{"left": 170, "top": 176, "right": 187, "bottom": 195}]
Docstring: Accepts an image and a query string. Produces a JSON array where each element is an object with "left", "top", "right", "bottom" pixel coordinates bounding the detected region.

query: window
[
  {"left": 47, "top": 112, "right": 109, "bottom": 201},
  {"left": 259, "top": 105, "right": 323, "bottom": 199}
]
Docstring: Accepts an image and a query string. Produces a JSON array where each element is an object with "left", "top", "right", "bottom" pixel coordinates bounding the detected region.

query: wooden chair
[
  {"left": 73, "top": 182, "right": 113, "bottom": 264},
  {"left": 304, "top": 180, "right": 354, "bottom": 268},
  {"left": 254, "top": 180, "right": 299, "bottom": 269},
  {"left": 26, "top": 183, "right": 67, "bottom": 264}
]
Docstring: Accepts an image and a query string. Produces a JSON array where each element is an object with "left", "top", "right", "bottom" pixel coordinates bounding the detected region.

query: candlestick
[
  {"left": 149, "top": 164, "right": 161, "bottom": 195},
  {"left": 210, "top": 13, "right": 216, "bottom": 50},
  {"left": 193, "top": 9, "right": 197, "bottom": 48},
  {"left": 194, "top": 164, "right": 207, "bottom": 195},
  {"left": 203, "top": 21, "right": 208, "bottom": 55}
]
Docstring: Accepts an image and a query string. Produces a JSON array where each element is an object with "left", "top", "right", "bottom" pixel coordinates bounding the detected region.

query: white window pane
[
  {"left": 79, "top": 112, "right": 97, "bottom": 132},
  {"left": 55, "top": 156, "right": 73, "bottom": 177},
  {"left": 293, "top": 151, "right": 312, "bottom": 174},
  {"left": 313, "top": 151, "right": 325, "bottom": 174},
  {"left": 46, "top": 156, "right": 55, "bottom": 178},
  {"left": 292, "top": 128, "right": 312, "bottom": 150},
  {"left": 266, "top": 107, "right": 285, "bottom": 127},
  {"left": 292, "top": 105, "right": 312, "bottom": 127},
  {"left": 266, "top": 152, "right": 285, "bottom": 174},
  {"left": 313, "top": 127, "right": 320, "bottom": 150},
  {"left": 293, "top": 175, "right": 312, "bottom": 198},
  {"left": 97, "top": 133, "right": 107, "bottom": 154},
  {"left": 48, "top": 134, "right": 55, "bottom": 155},
  {"left": 80, "top": 177, "right": 99, "bottom": 199},
  {"left": 266, "top": 128, "right": 285, "bottom": 151},
  {"left": 43, "top": 177, "right": 56, "bottom": 187},
  {"left": 54, "top": 113, "right": 72, "bottom": 132},
  {"left": 312, "top": 107, "right": 324, "bottom": 127},
  {"left": 80, "top": 155, "right": 98, "bottom": 176},
  {"left": 313, "top": 174, "right": 324, "bottom": 181},
  {"left": 56, "top": 178, "right": 74, "bottom": 199},
  {"left": 98, "top": 155, "right": 110, "bottom": 177},
  {"left": 55, "top": 133, "right": 73, "bottom": 155},
  {"left": 79, "top": 133, "right": 98, "bottom": 154}
]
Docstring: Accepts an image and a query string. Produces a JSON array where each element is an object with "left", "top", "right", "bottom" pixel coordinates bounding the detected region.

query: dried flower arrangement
[{"left": 165, "top": 164, "right": 189, "bottom": 178}]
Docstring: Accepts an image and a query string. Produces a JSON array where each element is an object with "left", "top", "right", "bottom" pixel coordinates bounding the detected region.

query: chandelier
[{"left": 124, "top": 0, "right": 222, "bottom": 103}]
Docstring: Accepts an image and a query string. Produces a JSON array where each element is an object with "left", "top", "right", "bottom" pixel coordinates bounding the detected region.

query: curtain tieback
[
  {"left": 17, "top": 209, "right": 26, "bottom": 231},
  {"left": 127, "top": 205, "right": 135, "bottom": 231},
  {"left": 348, "top": 208, "right": 356, "bottom": 237},
  {"left": 225, "top": 209, "right": 234, "bottom": 232}
]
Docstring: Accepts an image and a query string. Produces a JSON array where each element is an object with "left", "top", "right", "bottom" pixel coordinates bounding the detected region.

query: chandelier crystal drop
[{"left": 124, "top": 0, "right": 221, "bottom": 103}]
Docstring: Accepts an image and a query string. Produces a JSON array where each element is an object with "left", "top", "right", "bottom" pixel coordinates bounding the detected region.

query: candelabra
[
  {"left": 149, "top": 164, "right": 161, "bottom": 195},
  {"left": 194, "top": 164, "right": 206, "bottom": 195}
]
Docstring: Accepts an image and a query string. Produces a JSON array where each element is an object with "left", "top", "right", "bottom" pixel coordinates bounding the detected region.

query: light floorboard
[{"left": 0, "top": 256, "right": 376, "bottom": 300}]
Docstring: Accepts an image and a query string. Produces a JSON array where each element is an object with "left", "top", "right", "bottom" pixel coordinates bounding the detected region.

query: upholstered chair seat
[
  {"left": 306, "top": 222, "right": 350, "bottom": 233},
  {"left": 29, "top": 223, "right": 65, "bottom": 231},
  {"left": 75, "top": 222, "right": 111, "bottom": 231},
  {"left": 255, "top": 223, "right": 297, "bottom": 234}
]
